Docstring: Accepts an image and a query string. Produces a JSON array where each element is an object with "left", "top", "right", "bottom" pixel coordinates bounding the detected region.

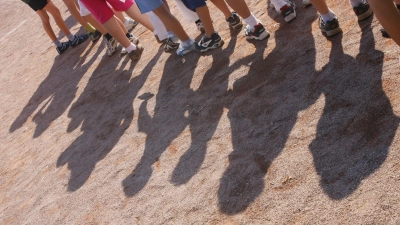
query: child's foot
[
  {"left": 302, "top": 0, "right": 311, "bottom": 7},
  {"left": 280, "top": 0, "right": 296, "bottom": 22},
  {"left": 105, "top": 37, "right": 118, "bottom": 56},
  {"left": 226, "top": 12, "right": 243, "bottom": 30},
  {"left": 121, "top": 35, "right": 140, "bottom": 56},
  {"left": 89, "top": 30, "right": 102, "bottom": 43},
  {"left": 69, "top": 34, "right": 89, "bottom": 48},
  {"left": 244, "top": 23, "right": 270, "bottom": 41},
  {"left": 195, "top": 20, "right": 205, "bottom": 33},
  {"left": 56, "top": 42, "right": 70, "bottom": 55},
  {"left": 195, "top": 32, "right": 224, "bottom": 52},
  {"left": 353, "top": 1, "right": 373, "bottom": 21},
  {"left": 128, "top": 44, "right": 144, "bottom": 61},
  {"left": 124, "top": 17, "right": 139, "bottom": 32},
  {"left": 319, "top": 17, "right": 342, "bottom": 37},
  {"left": 176, "top": 40, "right": 196, "bottom": 56},
  {"left": 164, "top": 38, "right": 180, "bottom": 52}
]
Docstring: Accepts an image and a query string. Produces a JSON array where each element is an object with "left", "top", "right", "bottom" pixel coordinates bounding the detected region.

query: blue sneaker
[
  {"left": 69, "top": 34, "right": 89, "bottom": 48},
  {"left": 176, "top": 40, "right": 196, "bottom": 56},
  {"left": 56, "top": 41, "right": 70, "bottom": 55}
]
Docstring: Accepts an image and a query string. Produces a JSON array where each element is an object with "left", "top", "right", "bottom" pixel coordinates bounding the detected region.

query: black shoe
[
  {"left": 195, "top": 32, "right": 224, "bottom": 52},
  {"left": 56, "top": 41, "right": 70, "bottom": 55},
  {"left": 319, "top": 17, "right": 342, "bottom": 37},
  {"left": 280, "top": 1, "right": 297, "bottom": 22},
  {"left": 381, "top": 28, "right": 391, "bottom": 38},
  {"left": 69, "top": 34, "right": 89, "bottom": 48},
  {"left": 226, "top": 12, "right": 243, "bottom": 30},
  {"left": 244, "top": 23, "right": 270, "bottom": 40},
  {"left": 353, "top": 1, "right": 373, "bottom": 21},
  {"left": 89, "top": 30, "right": 102, "bottom": 43}
]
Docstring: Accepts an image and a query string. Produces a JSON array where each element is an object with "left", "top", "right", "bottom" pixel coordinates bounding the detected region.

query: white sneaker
[
  {"left": 176, "top": 40, "right": 196, "bottom": 56},
  {"left": 106, "top": 37, "right": 118, "bottom": 56},
  {"left": 124, "top": 17, "right": 139, "bottom": 31}
]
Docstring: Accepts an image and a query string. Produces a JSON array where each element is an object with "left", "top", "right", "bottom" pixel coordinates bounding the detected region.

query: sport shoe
[
  {"left": 280, "top": 1, "right": 296, "bottom": 22},
  {"left": 195, "top": 32, "right": 224, "bottom": 52},
  {"left": 121, "top": 35, "right": 140, "bottom": 56},
  {"left": 105, "top": 37, "right": 118, "bottom": 56},
  {"left": 353, "top": 1, "right": 373, "bottom": 21},
  {"left": 302, "top": 0, "right": 311, "bottom": 6},
  {"left": 128, "top": 44, "right": 144, "bottom": 61},
  {"left": 244, "top": 23, "right": 270, "bottom": 40},
  {"left": 89, "top": 30, "right": 102, "bottom": 43},
  {"left": 155, "top": 35, "right": 167, "bottom": 44},
  {"left": 176, "top": 40, "right": 196, "bottom": 56},
  {"left": 196, "top": 20, "right": 205, "bottom": 33},
  {"left": 69, "top": 34, "right": 89, "bottom": 48},
  {"left": 226, "top": 12, "right": 243, "bottom": 30},
  {"left": 56, "top": 41, "right": 70, "bottom": 55},
  {"left": 164, "top": 38, "right": 180, "bottom": 52},
  {"left": 319, "top": 16, "right": 342, "bottom": 37},
  {"left": 124, "top": 17, "right": 139, "bottom": 32}
]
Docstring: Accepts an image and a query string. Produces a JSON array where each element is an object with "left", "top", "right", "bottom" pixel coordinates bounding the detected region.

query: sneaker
[
  {"left": 176, "top": 40, "right": 196, "bottom": 56},
  {"left": 302, "top": 0, "right": 311, "bottom": 6},
  {"left": 69, "top": 34, "right": 89, "bottom": 48},
  {"left": 319, "top": 17, "right": 342, "bottom": 37},
  {"left": 128, "top": 44, "right": 144, "bottom": 61},
  {"left": 280, "top": 1, "right": 296, "bottom": 22},
  {"left": 195, "top": 32, "right": 224, "bottom": 52},
  {"left": 56, "top": 42, "right": 70, "bottom": 55},
  {"left": 89, "top": 30, "right": 102, "bottom": 43},
  {"left": 164, "top": 38, "right": 180, "bottom": 52},
  {"left": 196, "top": 20, "right": 205, "bottom": 33},
  {"left": 155, "top": 35, "right": 167, "bottom": 44},
  {"left": 244, "top": 23, "right": 270, "bottom": 40},
  {"left": 353, "top": 2, "right": 373, "bottom": 21},
  {"left": 124, "top": 17, "right": 139, "bottom": 32},
  {"left": 121, "top": 35, "right": 140, "bottom": 56},
  {"left": 105, "top": 37, "right": 118, "bottom": 56},
  {"left": 226, "top": 12, "right": 243, "bottom": 30}
]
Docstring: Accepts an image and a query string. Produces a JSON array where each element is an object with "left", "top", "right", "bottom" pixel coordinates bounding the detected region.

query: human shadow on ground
[
  {"left": 309, "top": 22, "right": 400, "bottom": 199},
  {"left": 9, "top": 41, "right": 96, "bottom": 137},
  {"left": 122, "top": 50, "right": 202, "bottom": 196},
  {"left": 218, "top": 7, "right": 320, "bottom": 214},
  {"left": 56, "top": 50, "right": 162, "bottom": 191}
]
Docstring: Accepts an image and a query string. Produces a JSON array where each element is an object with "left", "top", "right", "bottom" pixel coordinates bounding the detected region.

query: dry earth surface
[{"left": 1, "top": 0, "right": 400, "bottom": 224}]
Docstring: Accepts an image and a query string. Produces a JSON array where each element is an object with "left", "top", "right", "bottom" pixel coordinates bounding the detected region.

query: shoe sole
[
  {"left": 129, "top": 45, "right": 144, "bottom": 61},
  {"left": 284, "top": 12, "right": 297, "bottom": 22},
  {"left": 357, "top": 8, "right": 373, "bottom": 21},
  {"left": 321, "top": 27, "right": 343, "bottom": 37},
  {"left": 196, "top": 40, "right": 225, "bottom": 52},
  {"left": 246, "top": 31, "right": 270, "bottom": 41},
  {"left": 164, "top": 45, "right": 179, "bottom": 52},
  {"left": 229, "top": 21, "right": 243, "bottom": 30}
]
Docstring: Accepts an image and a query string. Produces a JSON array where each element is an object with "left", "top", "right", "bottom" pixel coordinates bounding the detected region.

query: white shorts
[{"left": 78, "top": 0, "right": 91, "bottom": 17}]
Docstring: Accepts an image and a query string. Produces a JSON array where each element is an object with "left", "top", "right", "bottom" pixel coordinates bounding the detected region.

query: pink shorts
[{"left": 80, "top": 0, "right": 135, "bottom": 24}]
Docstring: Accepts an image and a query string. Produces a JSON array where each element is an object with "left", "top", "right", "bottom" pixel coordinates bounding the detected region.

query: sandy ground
[{"left": 1, "top": 0, "right": 400, "bottom": 224}]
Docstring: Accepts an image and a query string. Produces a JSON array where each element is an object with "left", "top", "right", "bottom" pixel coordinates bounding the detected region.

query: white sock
[
  {"left": 182, "top": 39, "right": 193, "bottom": 48},
  {"left": 243, "top": 13, "right": 260, "bottom": 31},
  {"left": 126, "top": 43, "right": 137, "bottom": 53},
  {"left": 321, "top": 9, "right": 336, "bottom": 23},
  {"left": 271, "top": 0, "right": 287, "bottom": 10},
  {"left": 53, "top": 39, "right": 62, "bottom": 47},
  {"left": 67, "top": 34, "right": 75, "bottom": 41},
  {"left": 349, "top": 0, "right": 364, "bottom": 7}
]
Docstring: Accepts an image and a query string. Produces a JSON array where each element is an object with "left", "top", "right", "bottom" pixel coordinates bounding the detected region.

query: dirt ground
[{"left": 1, "top": 0, "right": 400, "bottom": 224}]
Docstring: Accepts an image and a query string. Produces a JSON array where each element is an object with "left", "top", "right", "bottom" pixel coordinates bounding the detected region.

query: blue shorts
[
  {"left": 136, "top": 0, "right": 163, "bottom": 14},
  {"left": 181, "top": 0, "right": 207, "bottom": 12}
]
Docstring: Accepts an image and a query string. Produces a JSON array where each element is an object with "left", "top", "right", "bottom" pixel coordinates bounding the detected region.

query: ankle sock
[
  {"left": 125, "top": 43, "right": 137, "bottom": 53},
  {"left": 67, "top": 34, "right": 75, "bottom": 41},
  {"left": 104, "top": 33, "right": 112, "bottom": 41},
  {"left": 181, "top": 39, "right": 192, "bottom": 48},
  {"left": 243, "top": 13, "right": 260, "bottom": 31},
  {"left": 321, "top": 9, "right": 336, "bottom": 23},
  {"left": 349, "top": 0, "right": 364, "bottom": 7},
  {"left": 84, "top": 23, "right": 96, "bottom": 33},
  {"left": 53, "top": 39, "right": 62, "bottom": 47}
]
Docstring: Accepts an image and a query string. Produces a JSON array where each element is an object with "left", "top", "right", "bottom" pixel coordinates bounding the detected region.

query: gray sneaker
[{"left": 106, "top": 37, "right": 118, "bottom": 56}]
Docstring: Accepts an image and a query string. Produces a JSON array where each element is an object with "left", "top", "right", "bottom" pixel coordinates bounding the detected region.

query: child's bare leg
[
  {"left": 114, "top": 10, "right": 126, "bottom": 22},
  {"left": 152, "top": 3, "right": 190, "bottom": 41},
  {"left": 102, "top": 17, "right": 132, "bottom": 48},
  {"left": 223, "top": 0, "right": 250, "bottom": 18},
  {"left": 36, "top": 9, "right": 57, "bottom": 41},
  {"left": 43, "top": 1, "right": 72, "bottom": 36},
  {"left": 63, "top": 0, "right": 90, "bottom": 27},
  {"left": 309, "top": 0, "right": 329, "bottom": 14},
  {"left": 369, "top": 0, "right": 400, "bottom": 46},
  {"left": 115, "top": 15, "right": 129, "bottom": 33},
  {"left": 195, "top": 6, "right": 215, "bottom": 37},
  {"left": 209, "top": 0, "right": 232, "bottom": 19},
  {"left": 124, "top": 4, "right": 154, "bottom": 31}
]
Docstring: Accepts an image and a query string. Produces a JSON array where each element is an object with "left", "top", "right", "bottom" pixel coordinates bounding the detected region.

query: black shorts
[
  {"left": 181, "top": 0, "right": 207, "bottom": 12},
  {"left": 27, "top": 0, "right": 48, "bottom": 11}
]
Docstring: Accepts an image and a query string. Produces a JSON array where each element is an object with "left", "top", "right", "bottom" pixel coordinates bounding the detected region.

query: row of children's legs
[{"left": 24, "top": 0, "right": 400, "bottom": 60}]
